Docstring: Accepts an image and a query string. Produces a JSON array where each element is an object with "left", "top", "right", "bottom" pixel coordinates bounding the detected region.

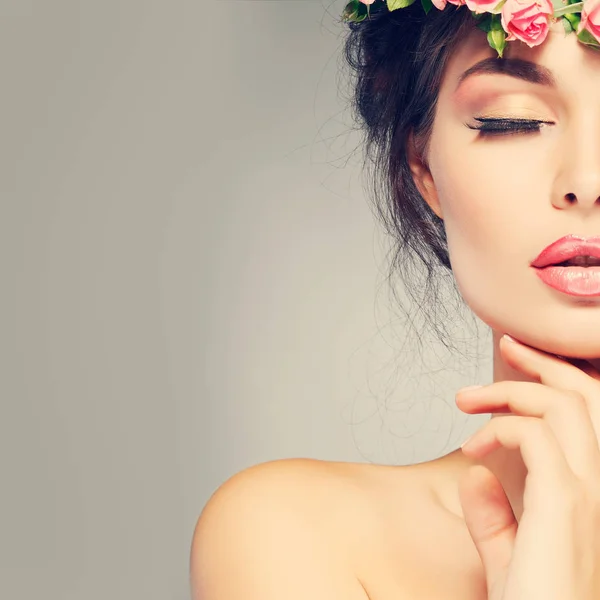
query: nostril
[{"left": 565, "top": 192, "right": 577, "bottom": 203}]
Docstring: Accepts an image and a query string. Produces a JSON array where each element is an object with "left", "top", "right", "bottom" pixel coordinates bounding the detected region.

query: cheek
[
  {"left": 428, "top": 128, "right": 551, "bottom": 267},
  {"left": 429, "top": 142, "right": 506, "bottom": 260},
  {"left": 421, "top": 97, "right": 600, "bottom": 352},
  {"left": 427, "top": 134, "right": 546, "bottom": 321}
]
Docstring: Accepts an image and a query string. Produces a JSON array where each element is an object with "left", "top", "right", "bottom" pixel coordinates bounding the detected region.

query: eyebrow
[{"left": 456, "top": 57, "right": 557, "bottom": 91}]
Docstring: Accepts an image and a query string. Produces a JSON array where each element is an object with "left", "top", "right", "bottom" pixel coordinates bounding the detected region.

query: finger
[
  {"left": 554, "top": 355, "right": 597, "bottom": 375},
  {"left": 457, "top": 381, "right": 600, "bottom": 480},
  {"left": 500, "top": 336, "right": 600, "bottom": 438},
  {"left": 461, "top": 415, "right": 577, "bottom": 508},
  {"left": 500, "top": 335, "right": 600, "bottom": 389},
  {"left": 457, "top": 465, "right": 516, "bottom": 600}
]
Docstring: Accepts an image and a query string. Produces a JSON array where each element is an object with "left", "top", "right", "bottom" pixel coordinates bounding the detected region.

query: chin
[{"left": 501, "top": 330, "right": 600, "bottom": 360}]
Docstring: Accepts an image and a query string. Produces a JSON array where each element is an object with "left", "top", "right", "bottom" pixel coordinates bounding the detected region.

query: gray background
[{"left": 2, "top": 1, "right": 491, "bottom": 599}]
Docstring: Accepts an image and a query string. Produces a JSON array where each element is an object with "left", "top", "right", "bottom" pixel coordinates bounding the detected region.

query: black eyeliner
[{"left": 467, "top": 117, "right": 555, "bottom": 135}]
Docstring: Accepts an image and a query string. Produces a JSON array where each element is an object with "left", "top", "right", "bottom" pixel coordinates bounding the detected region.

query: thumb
[{"left": 457, "top": 465, "right": 517, "bottom": 600}]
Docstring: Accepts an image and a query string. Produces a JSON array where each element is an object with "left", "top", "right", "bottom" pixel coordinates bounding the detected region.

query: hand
[{"left": 455, "top": 335, "right": 600, "bottom": 600}]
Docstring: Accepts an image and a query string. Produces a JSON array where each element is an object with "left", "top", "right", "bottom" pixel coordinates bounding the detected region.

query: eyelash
[{"left": 467, "top": 117, "right": 555, "bottom": 137}]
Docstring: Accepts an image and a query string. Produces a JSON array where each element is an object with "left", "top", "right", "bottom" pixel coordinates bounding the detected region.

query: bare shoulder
[
  {"left": 191, "top": 455, "right": 486, "bottom": 600},
  {"left": 190, "top": 458, "right": 412, "bottom": 599},
  {"left": 193, "top": 458, "right": 386, "bottom": 546}
]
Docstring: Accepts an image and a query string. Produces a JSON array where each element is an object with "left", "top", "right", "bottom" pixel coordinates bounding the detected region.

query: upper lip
[{"left": 532, "top": 235, "right": 600, "bottom": 268}]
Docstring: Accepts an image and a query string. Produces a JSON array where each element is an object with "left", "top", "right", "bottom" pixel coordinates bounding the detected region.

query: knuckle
[
  {"left": 566, "top": 389, "right": 586, "bottom": 403},
  {"left": 531, "top": 418, "right": 559, "bottom": 449},
  {"left": 555, "top": 388, "right": 588, "bottom": 417},
  {"left": 573, "top": 485, "right": 600, "bottom": 515},
  {"left": 507, "top": 415, "right": 544, "bottom": 444},
  {"left": 532, "top": 417, "right": 549, "bottom": 438}
]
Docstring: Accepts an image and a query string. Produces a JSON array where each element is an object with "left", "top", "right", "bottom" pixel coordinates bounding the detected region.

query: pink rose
[
  {"left": 465, "top": 0, "right": 503, "bottom": 13},
  {"left": 432, "top": 0, "right": 466, "bottom": 10},
  {"left": 578, "top": 0, "right": 600, "bottom": 42},
  {"left": 358, "top": 0, "right": 376, "bottom": 4},
  {"left": 500, "top": 0, "right": 553, "bottom": 47}
]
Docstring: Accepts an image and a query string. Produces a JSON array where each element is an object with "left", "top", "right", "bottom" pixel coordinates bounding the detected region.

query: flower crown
[{"left": 342, "top": 0, "right": 600, "bottom": 57}]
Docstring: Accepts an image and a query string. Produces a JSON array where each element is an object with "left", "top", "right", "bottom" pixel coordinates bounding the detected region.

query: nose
[{"left": 552, "top": 114, "right": 600, "bottom": 212}]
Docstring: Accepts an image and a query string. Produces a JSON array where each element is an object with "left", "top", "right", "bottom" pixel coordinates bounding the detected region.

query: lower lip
[{"left": 534, "top": 266, "right": 600, "bottom": 296}]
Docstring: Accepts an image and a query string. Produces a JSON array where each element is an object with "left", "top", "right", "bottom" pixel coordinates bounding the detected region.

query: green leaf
[
  {"left": 342, "top": 0, "right": 372, "bottom": 22},
  {"left": 489, "top": 12, "right": 504, "bottom": 30},
  {"left": 562, "top": 15, "right": 574, "bottom": 33},
  {"left": 564, "top": 11, "right": 581, "bottom": 31},
  {"left": 342, "top": 0, "right": 360, "bottom": 21},
  {"left": 420, "top": 0, "right": 434, "bottom": 15},
  {"left": 577, "top": 26, "right": 600, "bottom": 47},
  {"left": 490, "top": 0, "right": 507, "bottom": 13},
  {"left": 475, "top": 12, "right": 493, "bottom": 32},
  {"left": 553, "top": 1, "right": 583, "bottom": 16},
  {"left": 487, "top": 15, "right": 506, "bottom": 57},
  {"left": 343, "top": 9, "right": 360, "bottom": 22},
  {"left": 387, "top": 0, "right": 417, "bottom": 10}
]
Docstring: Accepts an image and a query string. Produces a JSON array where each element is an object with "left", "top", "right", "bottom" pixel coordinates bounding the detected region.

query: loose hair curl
[{"left": 342, "top": 4, "right": 482, "bottom": 350}]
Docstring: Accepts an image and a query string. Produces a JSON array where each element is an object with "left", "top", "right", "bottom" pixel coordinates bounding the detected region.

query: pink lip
[
  {"left": 532, "top": 234, "right": 600, "bottom": 297},
  {"left": 534, "top": 266, "right": 600, "bottom": 297},
  {"left": 531, "top": 234, "right": 600, "bottom": 268}
]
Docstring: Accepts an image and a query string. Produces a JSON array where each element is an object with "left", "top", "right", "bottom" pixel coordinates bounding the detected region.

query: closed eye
[{"left": 466, "top": 117, "right": 555, "bottom": 137}]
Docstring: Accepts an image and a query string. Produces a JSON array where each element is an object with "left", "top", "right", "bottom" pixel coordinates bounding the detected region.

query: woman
[{"left": 191, "top": 1, "right": 600, "bottom": 598}]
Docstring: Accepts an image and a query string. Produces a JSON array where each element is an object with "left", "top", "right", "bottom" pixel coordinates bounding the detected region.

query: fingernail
[{"left": 503, "top": 334, "right": 517, "bottom": 344}]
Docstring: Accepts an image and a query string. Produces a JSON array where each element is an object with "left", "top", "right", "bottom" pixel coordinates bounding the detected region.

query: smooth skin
[
  {"left": 190, "top": 459, "right": 375, "bottom": 599},
  {"left": 191, "top": 16, "right": 600, "bottom": 600},
  {"left": 456, "top": 334, "right": 600, "bottom": 600}
]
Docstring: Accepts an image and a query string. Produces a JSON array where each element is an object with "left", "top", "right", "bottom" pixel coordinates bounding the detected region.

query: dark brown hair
[{"left": 342, "top": 4, "right": 480, "bottom": 349}]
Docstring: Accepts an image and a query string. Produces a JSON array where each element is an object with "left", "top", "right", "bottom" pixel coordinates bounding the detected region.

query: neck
[{"left": 479, "top": 329, "right": 533, "bottom": 523}]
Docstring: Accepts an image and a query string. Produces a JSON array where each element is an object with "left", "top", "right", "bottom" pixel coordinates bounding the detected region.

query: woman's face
[{"left": 420, "top": 23, "right": 600, "bottom": 359}]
